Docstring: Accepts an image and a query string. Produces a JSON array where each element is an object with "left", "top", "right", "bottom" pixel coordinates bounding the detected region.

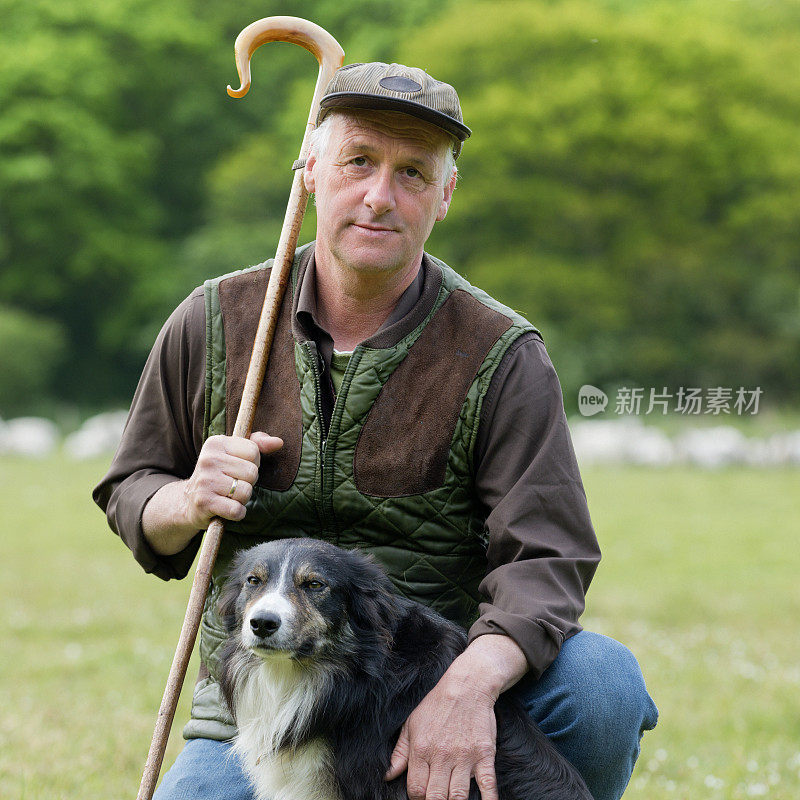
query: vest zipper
[
  {"left": 305, "top": 342, "right": 331, "bottom": 529},
  {"left": 306, "top": 341, "right": 364, "bottom": 543},
  {"left": 321, "top": 347, "right": 363, "bottom": 544}
]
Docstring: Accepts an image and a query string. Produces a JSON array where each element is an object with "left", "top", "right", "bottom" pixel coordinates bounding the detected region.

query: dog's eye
[
  {"left": 305, "top": 580, "right": 326, "bottom": 591},
  {"left": 246, "top": 575, "right": 261, "bottom": 586}
]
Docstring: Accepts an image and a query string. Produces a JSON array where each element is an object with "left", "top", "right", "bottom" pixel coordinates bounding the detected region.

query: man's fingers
[
  {"left": 250, "top": 431, "right": 284, "bottom": 454},
  {"left": 221, "top": 434, "right": 261, "bottom": 462},
  {"left": 423, "top": 762, "right": 452, "bottom": 800},
  {"left": 220, "top": 459, "right": 259, "bottom": 488},
  {"left": 473, "top": 758, "right": 499, "bottom": 800},
  {"left": 385, "top": 726, "right": 410, "bottom": 780},
  {"left": 210, "top": 496, "right": 247, "bottom": 522},
  {"left": 405, "top": 755, "right": 429, "bottom": 800},
  {"left": 448, "top": 766, "right": 472, "bottom": 800},
  {"left": 191, "top": 457, "right": 257, "bottom": 496},
  {"left": 217, "top": 473, "right": 254, "bottom": 505}
]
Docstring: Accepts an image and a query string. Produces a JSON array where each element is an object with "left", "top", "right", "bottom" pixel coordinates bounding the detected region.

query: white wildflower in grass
[
  {"left": 746, "top": 783, "right": 768, "bottom": 796},
  {"left": 633, "top": 774, "right": 650, "bottom": 790},
  {"left": 764, "top": 652, "right": 779, "bottom": 670},
  {"left": 685, "top": 624, "right": 710, "bottom": 645},
  {"left": 747, "top": 760, "right": 759, "bottom": 772},
  {"left": 735, "top": 660, "right": 762, "bottom": 681},
  {"left": 655, "top": 748, "right": 668, "bottom": 762},
  {"left": 133, "top": 638, "right": 150, "bottom": 656},
  {"left": 71, "top": 607, "right": 92, "bottom": 626},
  {"left": 687, "top": 756, "right": 699, "bottom": 769},
  {"left": 63, "top": 642, "right": 83, "bottom": 661},
  {"left": 704, "top": 774, "right": 725, "bottom": 790}
]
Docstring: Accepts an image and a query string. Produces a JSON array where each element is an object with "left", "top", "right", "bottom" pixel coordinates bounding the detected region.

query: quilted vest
[{"left": 183, "top": 243, "right": 538, "bottom": 740}]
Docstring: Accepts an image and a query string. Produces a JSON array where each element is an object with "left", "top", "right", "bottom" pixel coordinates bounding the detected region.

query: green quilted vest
[{"left": 184, "top": 243, "right": 538, "bottom": 740}]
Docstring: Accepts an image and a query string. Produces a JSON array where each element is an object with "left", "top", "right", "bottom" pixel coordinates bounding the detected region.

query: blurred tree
[
  {"left": 0, "top": 0, "right": 453, "bottom": 409},
  {"left": 406, "top": 0, "right": 800, "bottom": 406},
  {"left": 0, "top": 307, "right": 65, "bottom": 416},
  {"left": 3, "top": 0, "right": 800, "bottom": 412}
]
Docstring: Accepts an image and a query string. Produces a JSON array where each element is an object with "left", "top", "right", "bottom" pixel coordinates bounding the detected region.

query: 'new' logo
[{"left": 578, "top": 385, "right": 608, "bottom": 416}]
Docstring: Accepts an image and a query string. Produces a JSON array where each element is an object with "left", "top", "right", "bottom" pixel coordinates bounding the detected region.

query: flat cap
[{"left": 318, "top": 62, "right": 471, "bottom": 157}]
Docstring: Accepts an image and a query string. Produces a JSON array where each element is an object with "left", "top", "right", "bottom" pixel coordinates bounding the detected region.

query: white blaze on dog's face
[
  {"left": 240, "top": 559, "right": 297, "bottom": 652},
  {"left": 234, "top": 541, "right": 351, "bottom": 660}
]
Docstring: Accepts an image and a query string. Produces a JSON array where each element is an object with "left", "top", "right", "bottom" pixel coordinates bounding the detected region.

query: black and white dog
[{"left": 218, "top": 538, "right": 592, "bottom": 800}]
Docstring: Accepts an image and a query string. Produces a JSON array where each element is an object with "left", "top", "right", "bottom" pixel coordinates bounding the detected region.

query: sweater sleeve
[
  {"left": 467, "top": 332, "right": 601, "bottom": 679},
  {"left": 92, "top": 287, "right": 208, "bottom": 580}
]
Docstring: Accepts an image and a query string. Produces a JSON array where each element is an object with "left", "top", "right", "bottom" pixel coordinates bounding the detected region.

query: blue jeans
[{"left": 154, "top": 631, "right": 658, "bottom": 800}]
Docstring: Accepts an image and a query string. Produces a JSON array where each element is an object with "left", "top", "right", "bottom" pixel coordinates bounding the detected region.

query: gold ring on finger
[{"left": 227, "top": 478, "right": 239, "bottom": 498}]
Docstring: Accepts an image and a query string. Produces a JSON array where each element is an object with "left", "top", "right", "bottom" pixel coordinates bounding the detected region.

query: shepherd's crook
[{"left": 136, "top": 17, "right": 344, "bottom": 800}]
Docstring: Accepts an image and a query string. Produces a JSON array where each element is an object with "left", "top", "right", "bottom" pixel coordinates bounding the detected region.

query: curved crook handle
[{"left": 227, "top": 15, "right": 345, "bottom": 102}]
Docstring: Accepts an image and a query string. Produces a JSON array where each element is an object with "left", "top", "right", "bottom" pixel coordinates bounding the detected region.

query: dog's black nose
[{"left": 250, "top": 612, "right": 281, "bottom": 638}]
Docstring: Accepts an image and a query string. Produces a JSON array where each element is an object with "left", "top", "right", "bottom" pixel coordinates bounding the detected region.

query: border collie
[{"left": 218, "top": 538, "right": 592, "bottom": 800}]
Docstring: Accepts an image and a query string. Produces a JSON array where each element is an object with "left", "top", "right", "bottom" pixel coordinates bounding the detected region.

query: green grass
[
  {"left": 0, "top": 456, "right": 200, "bottom": 800},
  {"left": 581, "top": 467, "right": 800, "bottom": 799},
  {"left": 1, "top": 456, "right": 798, "bottom": 799}
]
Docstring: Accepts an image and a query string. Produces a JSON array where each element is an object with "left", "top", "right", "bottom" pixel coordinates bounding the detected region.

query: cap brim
[{"left": 319, "top": 92, "right": 471, "bottom": 142}]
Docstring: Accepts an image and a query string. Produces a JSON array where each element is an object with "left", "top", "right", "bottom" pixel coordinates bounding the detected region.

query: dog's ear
[
  {"left": 217, "top": 566, "right": 244, "bottom": 634},
  {"left": 348, "top": 550, "right": 397, "bottom": 600},
  {"left": 343, "top": 550, "right": 399, "bottom": 646}
]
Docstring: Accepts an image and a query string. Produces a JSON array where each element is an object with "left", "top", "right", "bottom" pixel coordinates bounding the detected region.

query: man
[{"left": 94, "top": 63, "right": 657, "bottom": 800}]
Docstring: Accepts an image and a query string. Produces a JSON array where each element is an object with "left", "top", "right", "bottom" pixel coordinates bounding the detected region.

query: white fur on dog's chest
[
  {"left": 231, "top": 654, "right": 341, "bottom": 800},
  {"left": 239, "top": 737, "right": 339, "bottom": 800}
]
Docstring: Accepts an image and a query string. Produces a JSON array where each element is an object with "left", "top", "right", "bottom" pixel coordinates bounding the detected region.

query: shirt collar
[{"left": 294, "top": 248, "right": 427, "bottom": 347}]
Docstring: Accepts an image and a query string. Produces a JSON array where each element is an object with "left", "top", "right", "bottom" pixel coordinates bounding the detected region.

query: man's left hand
[
  {"left": 384, "top": 634, "right": 529, "bottom": 800},
  {"left": 384, "top": 669, "right": 499, "bottom": 800}
]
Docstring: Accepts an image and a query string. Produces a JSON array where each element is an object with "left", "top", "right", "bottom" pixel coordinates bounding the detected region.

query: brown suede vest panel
[
  {"left": 354, "top": 289, "right": 513, "bottom": 497},
  {"left": 218, "top": 269, "right": 301, "bottom": 491}
]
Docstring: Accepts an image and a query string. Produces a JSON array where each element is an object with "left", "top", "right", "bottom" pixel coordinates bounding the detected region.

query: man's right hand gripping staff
[{"left": 141, "top": 433, "right": 284, "bottom": 557}]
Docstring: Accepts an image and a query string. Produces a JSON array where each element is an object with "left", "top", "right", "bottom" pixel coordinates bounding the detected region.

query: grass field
[{"left": 1, "top": 455, "right": 798, "bottom": 799}]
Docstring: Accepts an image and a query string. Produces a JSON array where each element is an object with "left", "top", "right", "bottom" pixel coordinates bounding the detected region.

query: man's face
[{"left": 304, "top": 110, "right": 457, "bottom": 277}]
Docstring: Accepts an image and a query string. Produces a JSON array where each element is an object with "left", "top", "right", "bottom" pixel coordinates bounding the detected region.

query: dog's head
[{"left": 219, "top": 538, "right": 399, "bottom": 664}]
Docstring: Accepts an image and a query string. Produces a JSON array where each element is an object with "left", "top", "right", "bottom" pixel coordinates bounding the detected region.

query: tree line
[{"left": 2, "top": 0, "right": 799, "bottom": 416}]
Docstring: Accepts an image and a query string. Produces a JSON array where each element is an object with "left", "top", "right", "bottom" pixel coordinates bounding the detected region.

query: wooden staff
[{"left": 136, "top": 17, "right": 344, "bottom": 800}]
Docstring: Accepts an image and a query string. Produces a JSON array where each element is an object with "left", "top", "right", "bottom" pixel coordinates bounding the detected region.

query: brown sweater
[{"left": 93, "top": 252, "right": 600, "bottom": 679}]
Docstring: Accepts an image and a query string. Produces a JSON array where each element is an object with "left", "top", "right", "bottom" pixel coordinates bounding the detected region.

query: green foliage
[
  {"left": 0, "top": 306, "right": 65, "bottom": 416},
  {"left": 406, "top": 0, "right": 800, "bottom": 405},
  {"left": 2, "top": 0, "right": 800, "bottom": 410},
  {"left": 1, "top": 0, "right": 205, "bottom": 401},
  {"left": 0, "top": 0, "right": 453, "bottom": 407}
]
